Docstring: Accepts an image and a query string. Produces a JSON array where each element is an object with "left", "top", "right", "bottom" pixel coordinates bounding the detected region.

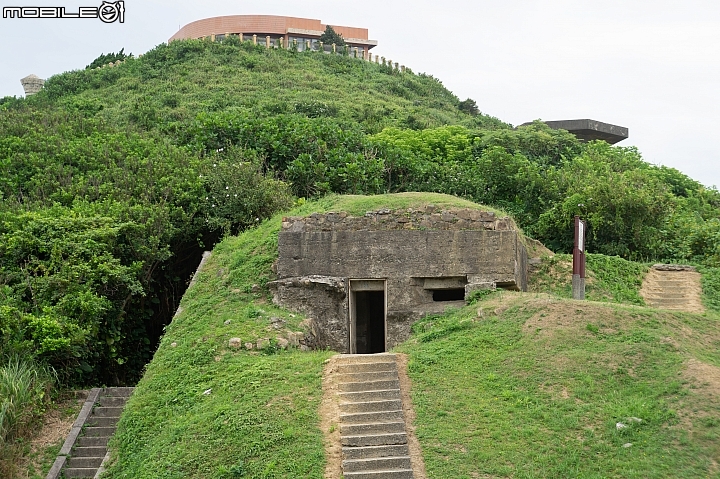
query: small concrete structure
[
  {"left": 269, "top": 207, "right": 528, "bottom": 354},
  {"left": 20, "top": 74, "right": 44, "bottom": 96},
  {"left": 521, "top": 119, "right": 629, "bottom": 144}
]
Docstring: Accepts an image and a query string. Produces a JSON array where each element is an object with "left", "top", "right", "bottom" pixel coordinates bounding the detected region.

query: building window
[{"left": 432, "top": 289, "right": 466, "bottom": 302}]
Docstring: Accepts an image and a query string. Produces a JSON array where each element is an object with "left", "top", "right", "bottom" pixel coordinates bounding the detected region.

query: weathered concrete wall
[
  {"left": 281, "top": 206, "right": 515, "bottom": 232},
  {"left": 271, "top": 207, "right": 528, "bottom": 352},
  {"left": 269, "top": 276, "right": 348, "bottom": 352},
  {"left": 278, "top": 230, "right": 522, "bottom": 290}
]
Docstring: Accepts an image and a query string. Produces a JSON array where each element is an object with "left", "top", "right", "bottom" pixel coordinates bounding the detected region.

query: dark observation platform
[{"left": 521, "top": 119, "right": 629, "bottom": 144}]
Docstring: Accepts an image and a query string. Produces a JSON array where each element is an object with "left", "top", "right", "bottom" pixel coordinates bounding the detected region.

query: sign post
[{"left": 572, "top": 216, "right": 586, "bottom": 300}]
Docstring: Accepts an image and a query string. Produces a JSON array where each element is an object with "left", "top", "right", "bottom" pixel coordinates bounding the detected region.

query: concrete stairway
[
  {"left": 47, "top": 387, "right": 134, "bottom": 479},
  {"left": 335, "top": 354, "right": 414, "bottom": 479},
  {"left": 640, "top": 264, "right": 704, "bottom": 313}
]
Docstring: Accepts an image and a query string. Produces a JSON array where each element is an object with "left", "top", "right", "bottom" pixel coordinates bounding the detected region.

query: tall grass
[{"left": 0, "top": 356, "right": 55, "bottom": 478}]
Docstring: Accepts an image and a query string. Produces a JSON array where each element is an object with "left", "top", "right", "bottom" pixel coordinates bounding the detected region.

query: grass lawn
[{"left": 397, "top": 292, "right": 720, "bottom": 478}]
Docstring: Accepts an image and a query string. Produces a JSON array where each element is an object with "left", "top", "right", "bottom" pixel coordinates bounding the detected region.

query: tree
[
  {"left": 458, "top": 98, "right": 479, "bottom": 116},
  {"left": 86, "top": 48, "right": 130, "bottom": 69},
  {"left": 319, "top": 25, "right": 345, "bottom": 46}
]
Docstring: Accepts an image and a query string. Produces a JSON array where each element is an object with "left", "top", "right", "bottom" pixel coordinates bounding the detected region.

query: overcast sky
[{"left": 1, "top": 0, "right": 719, "bottom": 189}]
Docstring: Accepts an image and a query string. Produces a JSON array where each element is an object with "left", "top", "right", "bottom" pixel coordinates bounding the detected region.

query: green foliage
[
  {"left": 0, "top": 107, "right": 293, "bottom": 385},
  {"left": 86, "top": 48, "right": 130, "bottom": 69},
  {"left": 698, "top": 266, "right": 720, "bottom": 313},
  {"left": 466, "top": 289, "right": 494, "bottom": 304},
  {"left": 0, "top": 357, "right": 54, "bottom": 478},
  {"left": 200, "top": 147, "right": 294, "bottom": 234},
  {"left": 318, "top": 25, "right": 345, "bottom": 47},
  {"left": 458, "top": 98, "right": 479, "bottom": 115},
  {"left": 529, "top": 253, "right": 648, "bottom": 305}
]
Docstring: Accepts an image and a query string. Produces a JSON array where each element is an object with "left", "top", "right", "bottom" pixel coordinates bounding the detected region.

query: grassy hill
[
  {"left": 102, "top": 193, "right": 720, "bottom": 479},
  {"left": 23, "top": 37, "right": 504, "bottom": 133}
]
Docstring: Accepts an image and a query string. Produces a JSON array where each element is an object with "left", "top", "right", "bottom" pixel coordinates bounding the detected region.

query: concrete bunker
[{"left": 269, "top": 206, "right": 528, "bottom": 353}]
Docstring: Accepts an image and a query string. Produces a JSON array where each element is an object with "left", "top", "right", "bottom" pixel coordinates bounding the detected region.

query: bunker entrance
[{"left": 350, "top": 280, "right": 386, "bottom": 354}]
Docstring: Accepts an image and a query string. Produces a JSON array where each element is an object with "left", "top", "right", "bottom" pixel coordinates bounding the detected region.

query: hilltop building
[
  {"left": 20, "top": 74, "right": 44, "bottom": 96},
  {"left": 521, "top": 119, "right": 629, "bottom": 144},
  {"left": 169, "top": 15, "right": 378, "bottom": 59}
]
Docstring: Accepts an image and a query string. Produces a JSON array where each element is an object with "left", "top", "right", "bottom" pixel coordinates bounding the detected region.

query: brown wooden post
[
  {"left": 266, "top": 36, "right": 271, "bottom": 48},
  {"left": 253, "top": 34, "right": 257, "bottom": 45},
  {"left": 239, "top": 33, "right": 243, "bottom": 42}
]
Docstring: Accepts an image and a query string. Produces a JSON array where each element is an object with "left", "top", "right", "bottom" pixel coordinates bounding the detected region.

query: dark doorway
[{"left": 354, "top": 290, "right": 386, "bottom": 354}]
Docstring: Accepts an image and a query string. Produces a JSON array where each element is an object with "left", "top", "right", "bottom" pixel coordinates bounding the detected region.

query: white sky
[{"left": 1, "top": 0, "right": 719, "bottom": 189}]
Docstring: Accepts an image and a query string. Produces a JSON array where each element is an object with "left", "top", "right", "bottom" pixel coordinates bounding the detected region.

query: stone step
[
  {"left": 652, "top": 281, "right": 693, "bottom": 286},
  {"left": 341, "top": 410, "right": 404, "bottom": 424},
  {"left": 341, "top": 421, "right": 407, "bottom": 436},
  {"left": 90, "top": 406, "right": 124, "bottom": 418},
  {"left": 95, "top": 396, "right": 127, "bottom": 407},
  {"left": 337, "top": 362, "right": 397, "bottom": 374},
  {"left": 342, "top": 432, "right": 408, "bottom": 447},
  {"left": 644, "top": 293, "right": 694, "bottom": 300},
  {"left": 343, "top": 469, "right": 414, "bottom": 479},
  {"left": 339, "top": 380, "right": 401, "bottom": 393},
  {"left": 343, "top": 456, "right": 412, "bottom": 472},
  {"left": 342, "top": 444, "right": 410, "bottom": 460},
  {"left": 337, "top": 371, "right": 399, "bottom": 383},
  {"left": 76, "top": 435, "right": 109, "bottom": 447},
  {"left": 340, "top": 389, "right": 401, "bottom": 402},
  {"left": 340, "top": 399, "right": 403, "bottom": 414},
  {"left": 71, "top": 446, "right": 107, "bottom": 457},
  {"left": 82, "top": 426, "right": 116, "bottom": 437},
  {"left": 335, "top": 354, "right": 399, "bottom": 364},
  {"left": 67, "top": 456, "right": 104, "bottom": 468},
  {"left": 85, "top": 415, "right": 120, "bottom": 427},
  {"left": 101, "top": 387, "right": 134, "bottom": 397},
  {"left": 63, "top": 467, "right": 97, "bottom": 478}
]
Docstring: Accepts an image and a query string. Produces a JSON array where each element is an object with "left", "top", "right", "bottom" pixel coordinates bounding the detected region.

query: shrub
[{"left": 0, "top": 356, "right": 55, "bottom": 478}]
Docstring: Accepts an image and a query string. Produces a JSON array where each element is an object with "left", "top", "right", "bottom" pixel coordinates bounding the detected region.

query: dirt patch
[
  {"left": 320, "top": 356, "right": 343, "bottom": 479},
  {"left": 524, "top": 238, "right": 554, "bottom": 258},
  {"left": 684, "top": 359, "right": 720, "bottom": 398},
  {"left": 15, "top": 391, "right": 87, "bottom": 478},
  {"left": 521, "top": 298, "right": 622, "bottom": 338},
  {"left": 396, "top": 353, "right": 428, "bottom": 479}
]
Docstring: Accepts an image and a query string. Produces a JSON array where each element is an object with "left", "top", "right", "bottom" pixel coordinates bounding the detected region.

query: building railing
[{"left": 197, "top": 33, "right": 411, "bottom": 74}]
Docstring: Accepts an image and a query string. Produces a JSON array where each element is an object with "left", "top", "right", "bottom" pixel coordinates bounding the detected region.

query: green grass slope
[
  {"left": 26, "top": 38, "right": 505, "bottom": 133},
  {"left": 105, "top": 193, "right": 720, "bottom": 479},
  {"left": 398, "top": 294, "right": 720, "bottom": 478}
]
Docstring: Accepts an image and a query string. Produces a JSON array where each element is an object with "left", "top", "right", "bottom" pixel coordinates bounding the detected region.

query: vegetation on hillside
[
  {"left": 398, "top": 293, "right": 720, "bottom": 478},
  {"left": 103, "top": 194, "right": 720, "bottom": 479},
  {"left": 0, "top": 36, "right": 717, "bottom": 393},
  {"left": 0, "top": 357, "right": 54, "bottom": 478}
]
